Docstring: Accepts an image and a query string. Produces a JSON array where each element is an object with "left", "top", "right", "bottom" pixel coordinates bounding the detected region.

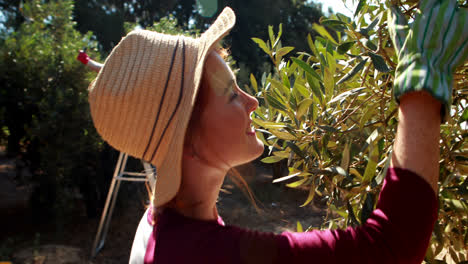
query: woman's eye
[{"left": 229, "top": 92, "right": 238, "bottom": 102}]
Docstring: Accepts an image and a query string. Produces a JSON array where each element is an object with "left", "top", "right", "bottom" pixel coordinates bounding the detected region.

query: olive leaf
[
  {"left": 252, "top": 37, "right": 270, "bottom": 55},
  {"left": 337, "top": 41, "right": 356, "bottom": 54},
  {"left": 368, "top": 52, "right": 390, "bottom": 73},
  {"left": 337, "top": 58, "right": 368, "bottom": 85}
]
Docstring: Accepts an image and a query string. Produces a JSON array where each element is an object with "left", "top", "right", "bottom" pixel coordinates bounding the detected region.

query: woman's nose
[{"left": 244, "top": 92, "right": 259, "bottom": 112}]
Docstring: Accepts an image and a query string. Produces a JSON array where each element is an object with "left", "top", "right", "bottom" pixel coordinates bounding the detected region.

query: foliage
[
  {"left": 249, "top": 0, "right": 468, "bottom": 262},
  {"left": 125, "top": 14, "right": 200, "bottom": 37},
  {"left": 0, "top": 0, "right": 106, "bottom": 221},
  {"left": 72, "top": 0, "right": 196, "bottom": 53},
  {"left": 70, "top": 0, "right": 323, "bottom": 85},
  {"left": 0, "top": 0, "right": 24, "bottom": 32},
  {"left": 195, "top": 0, "right": 324, "bottom": 85},
  {"left": 73, "top": 0, "right": 196, "bottom": 50}
]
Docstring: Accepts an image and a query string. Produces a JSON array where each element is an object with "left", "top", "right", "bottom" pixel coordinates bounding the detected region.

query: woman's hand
[
  {"left": 388, "top": 0, "right": 468, "bottom": 121},
  {"left": 387, "top": 0, "right": 468, "bottom": 192}
]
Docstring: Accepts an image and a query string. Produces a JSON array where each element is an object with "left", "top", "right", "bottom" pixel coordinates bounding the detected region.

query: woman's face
[{"left": 188, "top": 51, "right": 264, "bottom": 169}]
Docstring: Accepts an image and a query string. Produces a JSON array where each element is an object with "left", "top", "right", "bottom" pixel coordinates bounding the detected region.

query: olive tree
[{"left": 248, "top": 0, "right": 467, "bottom": 262}]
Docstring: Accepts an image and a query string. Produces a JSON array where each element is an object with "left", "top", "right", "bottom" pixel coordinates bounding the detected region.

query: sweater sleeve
[
  {"left": 280, "top": 167, "right": 438, "bottom": 264},
  {"left": 149, "top": 168, "right": 438, "bottom": 264}
]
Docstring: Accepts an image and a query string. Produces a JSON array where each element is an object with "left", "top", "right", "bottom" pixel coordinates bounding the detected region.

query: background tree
[
  {"left": 194, "top": 0, "right": 324, "bottom": 84},
  {"left": 0, "top": 0, "right": 204, "bottom": 227},
  {"left": 71, "top": 0, "right": 323, "bottom": 84},
  {"left": 0, "top": 0, "right": 24, "bottom": 32},
  {"left": 0, "top": 0, "right": 106, "bottom": 223},
  {"left": 73, "top": 0, "right": 195, "bottom": 52}
]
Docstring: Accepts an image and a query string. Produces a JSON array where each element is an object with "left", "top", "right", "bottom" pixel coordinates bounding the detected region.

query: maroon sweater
[{"left": 145, "top": 168, "right": 438, "bottom": 264}]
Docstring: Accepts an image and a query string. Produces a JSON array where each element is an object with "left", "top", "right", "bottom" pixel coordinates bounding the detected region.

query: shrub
[
  {"left": 249, "top": 0, "right": 467, "bottom": 262},
  {"left": 0, "top": 0, "right": 105, "bottom": 222}
]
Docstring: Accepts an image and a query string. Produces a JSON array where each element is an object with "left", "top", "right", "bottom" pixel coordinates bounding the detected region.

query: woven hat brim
[{"left": 153, "top": 7, "right": 236, "bottom": 207}]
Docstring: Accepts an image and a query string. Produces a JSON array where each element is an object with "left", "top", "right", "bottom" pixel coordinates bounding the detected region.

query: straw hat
[{"left": 88, "top": 7, "right": 236, "bottom": 207}]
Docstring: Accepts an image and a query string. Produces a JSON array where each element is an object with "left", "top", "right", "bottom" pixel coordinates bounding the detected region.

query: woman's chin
[
  {"left": 231, "top": 144, "right": 264, "bottom": 167},
  {"left": 254, "top": 138, "right": 265, "bottom": 156},
  {"left": 247, "top": 138, "right": 265, "bottom": 162}
]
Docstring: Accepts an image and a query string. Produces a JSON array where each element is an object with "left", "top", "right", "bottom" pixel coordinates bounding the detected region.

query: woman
[{"left": 83, "top": 1, "right": 468, "bottom": 263}]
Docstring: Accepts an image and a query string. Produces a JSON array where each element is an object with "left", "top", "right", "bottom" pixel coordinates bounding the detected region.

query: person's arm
[
  {"left": 280, "top": 167, "right": 437, "bottom": 264},
  {"left": 391, "top": 91, "right": 441, "bottom": 192},
  {"left": 385, "top": 0, "right": 468, "bottom": 193}
]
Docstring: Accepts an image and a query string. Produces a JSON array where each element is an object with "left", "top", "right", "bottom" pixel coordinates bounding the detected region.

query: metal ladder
[{"left": 91, "top": 152, "right": 156, "bottom": 258}]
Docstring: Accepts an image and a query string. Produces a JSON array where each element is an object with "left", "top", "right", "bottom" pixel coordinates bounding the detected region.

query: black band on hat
[
  {"left": 143, "top": 38, "right": 180, "bottom": 160},
  {"left": 149, "top": 39, "right": 186, "bottom": 162}
]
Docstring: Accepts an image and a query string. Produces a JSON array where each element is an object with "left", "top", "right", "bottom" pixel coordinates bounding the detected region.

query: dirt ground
[{"left": 1, "top": 157, "right": 326, "bottom": 264}]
